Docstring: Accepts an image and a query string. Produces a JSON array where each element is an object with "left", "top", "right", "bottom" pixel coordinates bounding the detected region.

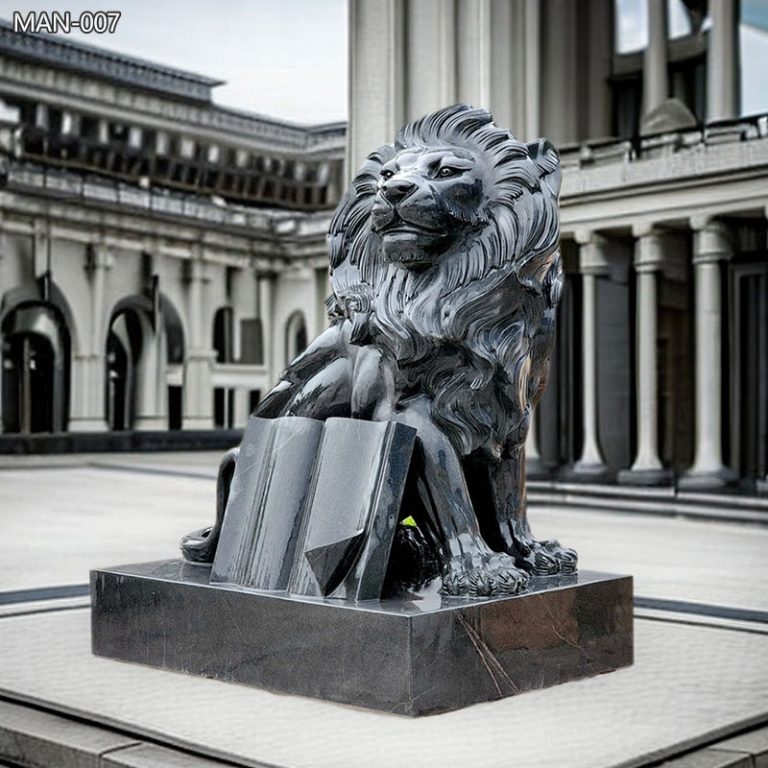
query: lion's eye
[
  {"left": 380, "top": 169, "right": 394, "bottom": 180},
  {"left": 438, "top": 167, "right": 458, "bottom": 178}
]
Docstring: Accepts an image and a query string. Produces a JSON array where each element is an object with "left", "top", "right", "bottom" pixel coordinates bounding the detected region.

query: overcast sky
[
  {"left": 0, "top": 0, "right": 348, "bottom": 124},
  {"left": 1, "top": 1, "right": 766, "bottom": 123}
]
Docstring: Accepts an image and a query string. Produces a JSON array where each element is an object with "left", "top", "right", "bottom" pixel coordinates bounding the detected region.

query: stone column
[
  {"left": 524, "top": 0, "right": 541, "bottom": 140},
  {"left": 183, "top": 254, "right": 215, "bottom": 430},
  {"left": 257, "top": 272, "right": 275, "bottom": 376},
  {"left": 570, "top": 233, "right": 610, "bottom": 479},
  {"left": 619, "top": 228, "right": 672, "bottom": 485},
  {"left": 69, "top": 243, "right": 111, "bottom": 432},
  {"left": 761, "top": 210, "right": 768, "bottom": 497},
  {"left": 643, "top": 0, "right": 668, "bottom": 118},
  {"left": 405, "top": 0, "right": 456, "bottom": 119},
  {"left": 347, "top": 0, "right": 405, "bottom": 177},
  {"left": 525, "top": 408, "right": 549, "bottom": 479},
  {"left": 680, "top": 220, "right": 736, "bottom": 489},
  {"left": 456, "top": 0, "right": 492, "bottom": 108},
  {"left": 134, "top": 308, "right": 167, "bottom": 431},
  {"left": 707, "top": 0, "right": 739, "bottom": 122}
]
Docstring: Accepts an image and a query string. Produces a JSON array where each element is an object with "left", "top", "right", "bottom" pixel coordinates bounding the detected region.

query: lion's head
[
  {"left": 327, "top": 104, "right": 563, "bottom": 455},
  {"left": 371, "top": 142, "right": 490, "bottom": 269}
]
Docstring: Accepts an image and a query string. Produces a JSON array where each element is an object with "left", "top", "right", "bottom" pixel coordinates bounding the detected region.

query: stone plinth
[{"left": 91, "top": 560, "right": 633, "bottom": 716}]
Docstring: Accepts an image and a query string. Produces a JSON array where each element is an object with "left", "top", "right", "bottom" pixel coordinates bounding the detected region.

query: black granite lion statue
[{"left": 184, "top": 104, "right": 576, "bottom": 596}]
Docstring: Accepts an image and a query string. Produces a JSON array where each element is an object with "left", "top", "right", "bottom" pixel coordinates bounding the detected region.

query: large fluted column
[
  {"left": 258, "top": 272, "right": 275, "bottom": 376},
  {"left": 643, "top": 0, "right": 668, "bottom": 118},
  {"left": 707, "top": 0, "right": 740, "bottom": 122},
  {"left": 679, "top": 220, "right": 737, "bottom": 489},
  {"left": 183, "top": 253, "right": 215, "bottom": 430},
  {"left": 347, "top": 0, "right": 405, "bottom": 177},
  {"left": 456, "top": 0, "right": 491, "bottom": 108},
  {"left": 619, "top": 227, "right": 672, "bottom": 485},
  {"left": 69, "top": 243, "right": 111, "bottom": 432},
  {"left": 525, "top": 408, "right": 549, "bottom": 479},
  {"left": 569, "top": 233, "right": 610, "bottom": 479}
]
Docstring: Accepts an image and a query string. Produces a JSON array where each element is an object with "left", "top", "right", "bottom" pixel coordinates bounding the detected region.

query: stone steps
[{"left": 528, "top": 481, "right": 768, "bottom": 524}]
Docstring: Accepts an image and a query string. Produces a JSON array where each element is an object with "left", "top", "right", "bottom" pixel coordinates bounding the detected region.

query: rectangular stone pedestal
[{"left": 91, "top": 560, "right": 633, "bottom": 716}]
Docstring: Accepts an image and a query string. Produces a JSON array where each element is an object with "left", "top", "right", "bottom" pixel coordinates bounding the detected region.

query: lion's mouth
[{"left": 377, "top": 219, "right": 445, "bottom": 236}]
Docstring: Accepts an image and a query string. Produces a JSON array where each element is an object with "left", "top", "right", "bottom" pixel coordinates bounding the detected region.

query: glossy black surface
[
  {"left": 182, "top": 104, "right": 577, "bottom": 597},
  {"left": 91, "top": 560, "right": 633, "bottom": 716},
  {"left": 210, "top": 417, "right": 323, "bottom": 591},
  {"left": 208, "top": 416, "right": 415, "bottom": 600},
  {"left": 286, "top": 418, "right": 415, "bottom": 601}
]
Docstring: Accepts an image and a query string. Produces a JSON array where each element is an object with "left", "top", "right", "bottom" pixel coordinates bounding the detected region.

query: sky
[
  {"left": 616, "top": 0, "right": 768, "bottom": 115},
  {"left": 1, "top": 1, "right": 766, "bottom": 123},
  {"left": 0, "top": 0, "right": 348, "bottom": 124}
]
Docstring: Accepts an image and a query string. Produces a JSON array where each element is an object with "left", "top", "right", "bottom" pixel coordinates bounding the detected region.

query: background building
[
  {"left": 0, "top": 21, "right": 345, "bottom": 439},
  {"left": 1, "top": 2, "right": 766, "bottom": 496},
  {"left": 348, "top": 0, "right": 768, "bottom": 493}
]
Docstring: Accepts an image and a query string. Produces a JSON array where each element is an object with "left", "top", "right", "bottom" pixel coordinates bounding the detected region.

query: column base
[
  {"left": 526, "top": 455, "right": 552, "bottom": 480},
  {"left": 616, "top": 467, "right": 674, "bottom": 487},
  {"left": 677, "top": 466, "right": 739, "bottom": 492},
  {"left": 134, "top": 416, "right": 168, "bottom": 431},
  {"left": 67, "top": 418, "right": 109, "bottom": 433},
  {"left": 558, "top": 462, "right": 614, "bottom": 484},
  {"left": 183, "top": 417, "right": 215, "bottom": 430},
  {"left": 757, "top": 478, "right": 768, "bottom": 497}
]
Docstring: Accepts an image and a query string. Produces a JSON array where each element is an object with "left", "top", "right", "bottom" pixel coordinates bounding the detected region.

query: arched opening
[
  {"left": 106, "top": 307, "right": 143, "bottom": 431},
  {"left": 1, "top": 301, "right": 71, "bottom": 434},
  {"left": 105, "top": 294, "right": 185, "bottom": 431},
  {"left": 285, "top": 311, "right": 308, "bottom": 366}
]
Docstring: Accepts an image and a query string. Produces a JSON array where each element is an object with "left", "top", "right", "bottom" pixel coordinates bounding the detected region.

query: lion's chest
[{"left": 392, "top": 351, "right": 521, "bottom": 455}]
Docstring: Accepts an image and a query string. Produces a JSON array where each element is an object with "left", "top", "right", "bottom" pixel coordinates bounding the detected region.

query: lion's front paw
[
  {"left": 529, "top": 539, "right": 577, "bottom": 576},
  {"left": 440, "top": 553, "right": 530, "bottom": 597}
]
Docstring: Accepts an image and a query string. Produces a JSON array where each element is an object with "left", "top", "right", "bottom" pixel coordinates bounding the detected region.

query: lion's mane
[{"left": 327, "top": 104, "right": 563, "bottom": 456}]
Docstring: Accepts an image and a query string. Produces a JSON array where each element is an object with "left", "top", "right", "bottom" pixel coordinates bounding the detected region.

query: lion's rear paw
[
  {"left": 440, "top": 554, "right": 530, "bottom": 597},
  {"left": 530, "top": 539, "right": 577, "bottom": 576}
]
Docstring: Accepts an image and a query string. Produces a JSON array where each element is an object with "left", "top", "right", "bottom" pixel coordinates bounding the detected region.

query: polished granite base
[{"left": 91, "top": 560, "right": 633, "bottom": 716}]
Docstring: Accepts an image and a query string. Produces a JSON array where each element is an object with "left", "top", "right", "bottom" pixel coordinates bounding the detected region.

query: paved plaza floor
[{"left": 0, "top": 452, "right": 767, "bottom": 768}]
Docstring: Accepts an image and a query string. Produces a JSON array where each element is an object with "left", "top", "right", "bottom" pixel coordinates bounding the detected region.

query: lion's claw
[
  {"left": 440, "top": 554, "right": 530, "bottom": 597},
  {"left": 527, "top": 538, "right": 578, "bottom": 576}
]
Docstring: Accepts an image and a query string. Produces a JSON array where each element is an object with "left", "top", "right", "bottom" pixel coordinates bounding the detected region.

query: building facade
[
  {"left": 348, "top": 0, "right": 767, "bottom": 492},
  {"left": 0, "top": 22, "right": 345, "bottom": 437}
]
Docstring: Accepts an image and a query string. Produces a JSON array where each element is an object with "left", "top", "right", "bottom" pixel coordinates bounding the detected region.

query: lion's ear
[{"left": 527, "top": 139, "right": 561, "bottom": 197}]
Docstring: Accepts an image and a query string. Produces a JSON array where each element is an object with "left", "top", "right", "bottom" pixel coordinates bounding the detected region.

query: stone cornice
[
  {"left": 0, "top": 57, "right": 346, "bottom": 156},
  {"left": 561, "top": 123, "right": 768, "bottom": 202},
  {"left": 0, "top": 158, "right": 333, "bottom": 266},
  {"left": 0, "top": 19, "right": 220, "bottom": 102}
]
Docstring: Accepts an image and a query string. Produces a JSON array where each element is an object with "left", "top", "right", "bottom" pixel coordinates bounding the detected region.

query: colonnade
[{"left": 545, "top": 215, "right": 765, "bottom": 491}]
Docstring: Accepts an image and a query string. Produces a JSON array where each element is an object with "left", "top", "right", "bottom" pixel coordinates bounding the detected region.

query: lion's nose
[{"left": 381, "top": 179, "right": 416, "bottom": 203}]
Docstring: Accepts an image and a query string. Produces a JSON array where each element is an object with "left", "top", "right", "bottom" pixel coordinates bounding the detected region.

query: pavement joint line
[
  {"left": 635, "top": 612, "right": 768, "bottom": 636},
  {"left": 0, "top": 584, "right": 91, "bottom": 605},
  {"left": 0, "top": 601, "right": 92, "bottom": 620},
  {"left": 1, "top": 584, "right": 767, "bottom": 627},
  {"left": 528, "top": 494, "right": 768, "bottom": 526},
  {"left": 0, "top": 694, "right": 261, "bottom": 768},
  {"left": 633, "top": 597, "right": 768, "bottom": 624},
  {"left": 87, "top": 462, "right": 218, "bottom": 481},
  {"left": 638, "top": 716, "right": 768, "bottom": 768}
]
